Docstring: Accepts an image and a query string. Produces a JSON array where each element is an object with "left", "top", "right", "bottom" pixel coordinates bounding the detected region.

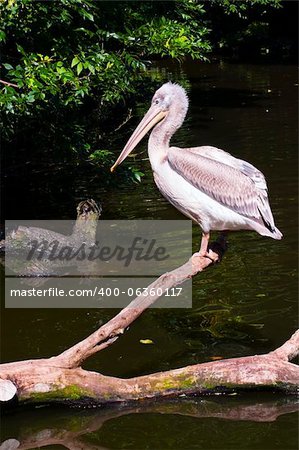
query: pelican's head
[
  {"left": 152, "top": 82, "right": 189, "bottom": 118},
  {"left": 110, "top": 82, "right": 189, "bottom": 172}
]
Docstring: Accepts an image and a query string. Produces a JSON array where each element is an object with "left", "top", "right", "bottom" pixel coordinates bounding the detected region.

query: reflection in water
[
  {"left": 1, "top": 396, "right": 298, "bottom": 450},
  {"left": 1, "top": 62, "right": 298, "bottom": 449}
]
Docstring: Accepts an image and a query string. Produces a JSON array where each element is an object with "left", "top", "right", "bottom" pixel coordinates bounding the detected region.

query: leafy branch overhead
[
  {"left": 0, "top": 1, "right": 210, "bottom": 115},
  {"left": 1, "top": 0, "right": 281, "bottom": 170}
]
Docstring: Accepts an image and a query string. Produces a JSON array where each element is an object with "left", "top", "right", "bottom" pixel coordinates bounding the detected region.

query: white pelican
[{"left": 111, "top": 82, "right": 282, "bottom": 259}]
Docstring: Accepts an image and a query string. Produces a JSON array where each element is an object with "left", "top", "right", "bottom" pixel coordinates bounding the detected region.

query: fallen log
[
  {"left": 0, "top": 329, "right": 298, "bottom": 405},
  {"left": 0, "top": 232, "right": 298, "bottom": 406}
]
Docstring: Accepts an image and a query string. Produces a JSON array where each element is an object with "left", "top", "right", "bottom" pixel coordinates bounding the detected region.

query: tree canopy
[{"left": 1, "top": 0, "right": 284, "bottom": 177}]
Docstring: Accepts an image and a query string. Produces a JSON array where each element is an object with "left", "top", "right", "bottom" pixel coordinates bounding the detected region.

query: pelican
[{"left": 111, "top": 82, "right": 282, "bottom": 259}]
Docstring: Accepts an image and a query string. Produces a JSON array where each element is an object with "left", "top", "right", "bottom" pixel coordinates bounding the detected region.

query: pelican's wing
[
  {"left": 168, "top": 146, "right": 275, "bottom": 230},
  {"left": 187, "top": 145, "right": 268, "bottom": 191}
]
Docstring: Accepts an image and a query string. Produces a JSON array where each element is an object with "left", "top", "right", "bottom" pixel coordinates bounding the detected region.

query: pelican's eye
[{"left": 154, "top": 98, "right": 160, "bottom": 105}]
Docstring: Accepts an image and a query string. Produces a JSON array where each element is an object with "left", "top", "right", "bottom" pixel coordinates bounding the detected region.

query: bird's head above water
[
  {"left": 152, "top": 82, "right": 189, "bottom": 115},
  {"left": 110, "top": 82, "right": 189, "bottom": 172}
]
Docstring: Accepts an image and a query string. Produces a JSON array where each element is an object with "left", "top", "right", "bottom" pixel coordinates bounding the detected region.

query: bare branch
[
  {"left": 0, "top": 337, "right": 298, "bottom": 405},
  {"left": 55, "top": 237, "right": 226, "bottom": 368},
  {"left": 0, "top": 79, "right": 18, "bottom": 88},
  {"left": 1, "top": 210, "right": 297, "bottom": 407},
  {"left": 270, "top": 329, "right": 299, "bottom": 361},
  {"left": 114, "top": 108, "right": 133, "bottom": 133}
]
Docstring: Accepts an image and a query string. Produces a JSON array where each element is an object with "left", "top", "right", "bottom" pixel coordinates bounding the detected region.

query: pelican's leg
[
  {"left": 193, "top": 232, "right": 218, "bottom": 262},
  {"left": 198, "top": 231, "right": 210, "bottom": 257}
]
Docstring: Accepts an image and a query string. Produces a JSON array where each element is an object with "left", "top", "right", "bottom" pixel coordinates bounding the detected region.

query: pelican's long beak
[{"left": 110, "top": 105, "right": 167, "bottom": 172}]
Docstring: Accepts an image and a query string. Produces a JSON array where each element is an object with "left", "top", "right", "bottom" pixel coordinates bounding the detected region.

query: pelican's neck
[{"left": 148, "top": 107, "right": 186, "bottom": 163}]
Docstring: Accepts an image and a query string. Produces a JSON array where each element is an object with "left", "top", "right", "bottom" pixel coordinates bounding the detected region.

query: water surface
[{"left": 1, "top": 61, "right": 298, "bottom": 449}]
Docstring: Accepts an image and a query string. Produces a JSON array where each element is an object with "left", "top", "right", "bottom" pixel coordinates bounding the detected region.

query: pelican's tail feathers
[
  {"left": 257, "top": 224, "right": 283, "bottom": 240},
  {"left": 271, "top": 227, "right": 283, "bottom": 240},
  {"left": 249, "top": 219, "right": 283, "bottom": 240}
]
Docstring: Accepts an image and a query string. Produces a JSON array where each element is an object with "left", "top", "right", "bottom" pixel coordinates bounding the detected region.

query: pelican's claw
[{"left": 193, "top": 251, "right": 219, "bottom": 263}]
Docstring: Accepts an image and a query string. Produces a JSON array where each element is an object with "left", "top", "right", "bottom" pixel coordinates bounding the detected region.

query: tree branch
[
  {"left": 270, "top": 329, "right": 299, "bottom": 361},
  {"left": 1, "top": 209, "right": 297, "bottom": 407},
  {"left": 55, "top": 236, "right": 226, "bottom": 368},
  {"left": 0, "top": 338, "right": 298, "bottom": 404},
  {"left": 0, "top": 79, "right": 18, "bottom": 88}
]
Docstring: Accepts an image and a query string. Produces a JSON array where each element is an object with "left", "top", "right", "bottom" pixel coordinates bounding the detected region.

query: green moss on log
[
  {"left": 27, "top": 385, "right": 94, "bottom": 403},
  {"left": 153, "top": 375, "right": 198, "bottom": 392},
  {"left": 152, "top": 373, "right": 240, "bottom": 394}
]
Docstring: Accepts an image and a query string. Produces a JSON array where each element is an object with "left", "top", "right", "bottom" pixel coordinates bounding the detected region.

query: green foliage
[
  {"left": 0, "top": 1, "right": 210, "bottom": 132},
  {"left": 128, "top": 167, "right": 145, "bottom": 184},
  {"left": 211, "top": 0, "right": 281, "bottom": 18},
  {"left": 0, "top": 0, "right": 282, "bottom": 182},
  {"left": 131, "top": 16, "right": 210, "bottom": 60},
  {"left": 88, "top": 149, "right": 115, "bottom": 173}
]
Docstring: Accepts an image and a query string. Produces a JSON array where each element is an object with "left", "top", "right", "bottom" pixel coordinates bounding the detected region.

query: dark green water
[{"left": 1, "top": 61, "right": 298, "bottom": 449}]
